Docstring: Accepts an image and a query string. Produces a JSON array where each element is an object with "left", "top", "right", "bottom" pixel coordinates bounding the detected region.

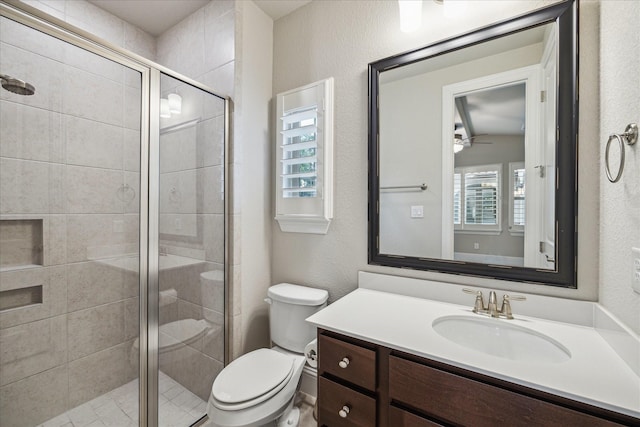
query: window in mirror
[
  {"left": 509, "top": 162, "right": 526, "bottom": 236},
  {"left": 454, "top": 164, "right": 502, "bottom": 233}
]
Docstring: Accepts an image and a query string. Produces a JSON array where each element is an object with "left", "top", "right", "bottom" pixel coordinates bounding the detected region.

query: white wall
[
  {"left": 272, "top": 0, "right": 601, "bottom": 303},
  {"left": 233, "top": 0, "right": 274, "bottom": 356},
  {"left": 599, "top": 0, "right": 640, "bottom": 335}
]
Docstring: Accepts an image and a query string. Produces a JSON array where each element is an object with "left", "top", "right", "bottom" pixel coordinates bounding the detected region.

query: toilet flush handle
[
  {"left": 338, "top": 357, "right": 350, "bottom": 368},
  {"left": 264, "top": 297, "right": 272, "bottom": 305}
]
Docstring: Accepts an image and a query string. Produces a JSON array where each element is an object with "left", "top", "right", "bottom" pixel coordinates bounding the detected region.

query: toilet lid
[{"left": 212, "top": 348, "right": 294, "bottom": 405}]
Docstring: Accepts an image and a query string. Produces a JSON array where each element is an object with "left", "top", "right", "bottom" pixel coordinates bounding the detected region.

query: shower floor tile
[{"left": 38, "top": 372, "right": 207, "bottom": 427}]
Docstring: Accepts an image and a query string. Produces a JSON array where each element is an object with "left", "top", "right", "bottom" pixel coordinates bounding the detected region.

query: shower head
[{"left": 0, "top": 74, "right": 35, "bottom": 96}]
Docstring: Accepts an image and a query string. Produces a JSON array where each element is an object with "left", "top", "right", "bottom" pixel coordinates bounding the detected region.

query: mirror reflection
[{"left": 378, "top": 22, "right": 557, "bottom": 269}]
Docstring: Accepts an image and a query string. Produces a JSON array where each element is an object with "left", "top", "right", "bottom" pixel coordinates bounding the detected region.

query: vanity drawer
[
  {"left": 389, "top": 355, "right": 621, "bottom": 427},
  {"left": 319, "top": 333, "right": 376, "bottom": 391},
  {"left": 318, "top": 376, "right": 376, "bottom": 427},
  {"left": 388, "top": 406, "right": 444, "bottom": 427}
]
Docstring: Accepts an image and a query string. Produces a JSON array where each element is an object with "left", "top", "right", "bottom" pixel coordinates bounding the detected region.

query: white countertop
[{"left": 306, "top": 287, "right": 640, "bottom": 419}]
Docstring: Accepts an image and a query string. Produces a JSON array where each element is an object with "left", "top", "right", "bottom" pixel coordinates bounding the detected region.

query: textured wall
[
  {"left": 599, "top": 0, "right": 640, "bottom": 335},
  {"left": 233, "top": 0, "right": 274, "bottom": 356},
  {"left": 272, "top": 0, "right": 601, "bottom": 303}
]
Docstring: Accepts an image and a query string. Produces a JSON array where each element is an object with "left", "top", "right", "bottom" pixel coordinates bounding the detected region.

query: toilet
[{"left": 207, "top": 283, "right": 328, "bottom": 427}]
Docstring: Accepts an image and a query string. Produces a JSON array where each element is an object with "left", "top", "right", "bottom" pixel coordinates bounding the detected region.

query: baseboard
[{"left": 299, "top": 365, "right": 317, "bottom": 400}]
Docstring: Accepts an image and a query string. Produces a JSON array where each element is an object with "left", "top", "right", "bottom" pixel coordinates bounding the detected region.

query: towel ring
[{"left": 605, "top": 123, "right": 637, "bottom": 183}]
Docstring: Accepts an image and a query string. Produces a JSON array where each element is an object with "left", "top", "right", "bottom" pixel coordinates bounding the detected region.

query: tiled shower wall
[
  {"left": 1, "top": 1, "right": 235, "bottom": 424},
  {"left": 0, "top": 13, "right": 144, "bottom": 427}
]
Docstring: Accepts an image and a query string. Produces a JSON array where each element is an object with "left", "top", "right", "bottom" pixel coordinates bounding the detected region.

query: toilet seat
[{"left": 212, "top": 348, "right": 295, "bottom": 410}]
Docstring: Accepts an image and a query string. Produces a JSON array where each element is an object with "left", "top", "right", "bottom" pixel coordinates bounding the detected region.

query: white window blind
[
  {"left": 508, "top": 162, "right": 525, "bottom": 234},
  {"left": 512, "top": 169, "right": 525, "bottom": 225},
  {"left": 281, "top": 107, "right": 318, "bottom": 198},
  {"left": 453, "top": 164, "right": 502, "bottom": 233},
  {"left": 464, "top": 170, "right": 498, "bottom": 225},
  {"left": 453, "top": 173, "right": 461, "bottom": 226}
]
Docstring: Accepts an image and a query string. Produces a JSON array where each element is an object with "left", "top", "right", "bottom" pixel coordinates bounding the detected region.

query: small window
[
  {"left": 509, "top": 162, "right": 525, "bottom": 235},
  {"left": 454, "top": 164, "right": 502, "bottom": 234},
  {"left": 275, "top": 78, "right": 334, "bottom": 234}
]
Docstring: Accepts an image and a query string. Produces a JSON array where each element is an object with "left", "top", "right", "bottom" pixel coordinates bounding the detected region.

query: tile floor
[
  {"left": 198, "top": 392, "right": 317, "bottom": 427},
  {"left": 38, "top": 372, "right": 207, "bottom": 427}
]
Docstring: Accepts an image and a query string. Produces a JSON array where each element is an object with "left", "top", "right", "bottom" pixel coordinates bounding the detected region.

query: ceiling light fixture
[
  {"left": 453, "top": 133, "right": 465, "bottom": 153},
  {"left": 398, "top": 0, "right": 423, "bottom": 33}
]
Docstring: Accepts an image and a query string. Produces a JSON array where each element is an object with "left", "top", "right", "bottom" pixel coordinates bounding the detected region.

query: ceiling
[
  {"left": 89, "top": 0, "right": 311, "bottom": 37},
  {"left": 457, "top": 83, "right": 526, "bottom": 137}
]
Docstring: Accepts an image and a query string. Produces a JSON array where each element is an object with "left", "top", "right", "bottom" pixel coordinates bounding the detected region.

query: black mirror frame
[{"left": 368, "top": 0, "right": 578, "bottom": 288}]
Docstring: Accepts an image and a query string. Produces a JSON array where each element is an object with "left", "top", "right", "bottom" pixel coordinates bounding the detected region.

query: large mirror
[{"left": 368, "top": 0, "right": 577, "bottom": 287}]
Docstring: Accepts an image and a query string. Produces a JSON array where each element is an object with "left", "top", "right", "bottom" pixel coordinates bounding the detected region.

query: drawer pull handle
[
  {"left": 339, "top": 405, "right": 351, "bottom": 418},
  {"left": 338, "top": 357, "right": 350, "bottom": 368}
]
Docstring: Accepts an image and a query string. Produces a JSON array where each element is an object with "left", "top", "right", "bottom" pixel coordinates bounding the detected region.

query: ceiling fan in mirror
[{"left": 452, "top": 133, "right": 492, "bottom": 153}]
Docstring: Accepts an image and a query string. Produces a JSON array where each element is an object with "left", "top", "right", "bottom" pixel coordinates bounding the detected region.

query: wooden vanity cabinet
[
  {"left": 317, "top": 329, "right": 638, "bottom": 427},
  {"left": 317, "top": 331, "right": 379, "bottom": 426}
]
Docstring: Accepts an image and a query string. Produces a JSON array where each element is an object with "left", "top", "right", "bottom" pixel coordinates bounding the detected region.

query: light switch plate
[
  {"left": 633, "top": 247, "right": 640, "bottom": 294},
  {"left": 411, "top": 205, "right": 424, "bottom": 218}
]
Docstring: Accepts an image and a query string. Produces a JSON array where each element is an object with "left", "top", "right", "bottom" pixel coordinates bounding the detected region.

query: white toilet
[{"left": 207, "top": 283, "right": 328, "bottom": 427}]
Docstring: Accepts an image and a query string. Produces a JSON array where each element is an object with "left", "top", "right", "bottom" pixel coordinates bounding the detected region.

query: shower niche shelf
[
  {"left": 0, "top": 219, "right": 44, "bottom": 271},
  {"left": 0, "top": 285, "right": 43, "bottom": 312}
]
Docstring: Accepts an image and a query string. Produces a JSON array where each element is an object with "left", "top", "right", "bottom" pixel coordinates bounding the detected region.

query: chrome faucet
[{"left": 463, "top": 289, "right": 526, "bottom": 319}]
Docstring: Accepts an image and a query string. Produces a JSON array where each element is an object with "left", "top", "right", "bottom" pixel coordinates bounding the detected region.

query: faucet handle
[
  {"left": 501, "top": 294, "right": 527, "bottom": 319},
  {"left": 462, "top": 288, "right": 485, "bottom": 313}
]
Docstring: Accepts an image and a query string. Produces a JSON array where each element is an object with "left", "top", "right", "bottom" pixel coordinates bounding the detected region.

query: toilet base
[{"left": 276, "top": 403, "right": 299, "bottom": 427}]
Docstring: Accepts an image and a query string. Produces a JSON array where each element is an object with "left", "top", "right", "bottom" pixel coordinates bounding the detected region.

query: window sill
[
  {"left": 454, "top": 229, "right": 502, "bottom": 236},
  {"left": 275, "top": 215, "right": 331, "bottom": 234}
]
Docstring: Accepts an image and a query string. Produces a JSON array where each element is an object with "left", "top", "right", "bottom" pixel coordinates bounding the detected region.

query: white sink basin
[{"left": 432, "top": 315, "right": 571, "bottom": 364}]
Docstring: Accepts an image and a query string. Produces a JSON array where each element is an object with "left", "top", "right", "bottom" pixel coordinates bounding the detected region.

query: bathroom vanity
[{"left": 307, "top": 273, "right": 640, "bottom": 427}]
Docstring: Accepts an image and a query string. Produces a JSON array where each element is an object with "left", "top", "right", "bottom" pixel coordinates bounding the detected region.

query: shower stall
[{"left": 0, "top": 3, "right": 229, "bottom": 427}]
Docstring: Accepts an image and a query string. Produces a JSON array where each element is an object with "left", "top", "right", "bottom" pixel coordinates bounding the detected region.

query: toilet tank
[{"left": 267, "top": 283, "right": 328, "bottom": 353}]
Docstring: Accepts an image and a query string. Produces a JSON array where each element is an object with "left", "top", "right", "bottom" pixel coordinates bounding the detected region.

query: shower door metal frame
[{"left": 0, "top": 2, "right": 231, "bottom": 426}]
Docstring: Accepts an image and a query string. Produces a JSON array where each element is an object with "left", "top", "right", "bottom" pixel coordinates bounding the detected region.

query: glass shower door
[
  {"left": 154, "top": 73, "right": 226, "bottom": 426},
  {"left": 0, "top": 15, "right": 142, "bottom": 427}
]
